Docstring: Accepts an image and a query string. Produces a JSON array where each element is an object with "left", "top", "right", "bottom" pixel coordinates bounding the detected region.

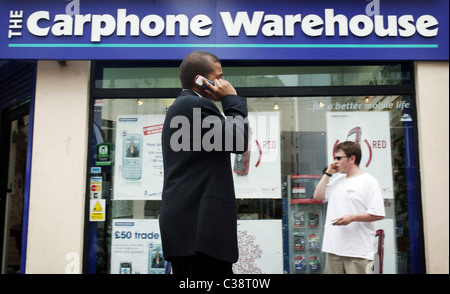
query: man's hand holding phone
[{"left": 196, "top": 75, "right": 237, "bottom": 101}]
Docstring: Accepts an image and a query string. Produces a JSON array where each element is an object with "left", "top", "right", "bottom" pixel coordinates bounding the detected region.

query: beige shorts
[{"left": 325, "top": 253, "right": 373, "bottom": 274}]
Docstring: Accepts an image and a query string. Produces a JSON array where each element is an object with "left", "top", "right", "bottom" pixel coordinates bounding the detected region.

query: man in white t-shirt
[{"left": 313, "top": 141, "right": 385, "bottom": 274}]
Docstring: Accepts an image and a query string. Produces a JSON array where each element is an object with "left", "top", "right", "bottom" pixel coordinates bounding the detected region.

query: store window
[
  {"left": 86, "top": 62, "right": 421, "bottom": 274},
  {"left": 97, "top": 64, "right": 407, "bottom": 89}
]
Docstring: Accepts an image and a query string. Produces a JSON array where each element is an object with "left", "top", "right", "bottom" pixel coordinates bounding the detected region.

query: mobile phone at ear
[{"left": 195, "top": 76, "right": 215, "bottom": 89}]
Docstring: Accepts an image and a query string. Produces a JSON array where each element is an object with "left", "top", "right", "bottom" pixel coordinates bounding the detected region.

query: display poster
[
  {"left": 234, "top": 220, "right": 283, "bottom": 274},
  {"left": 232, "top": 112, "right": 281, "bottom": 199},
  {"left": 326, "top": 111, "right": 394, "bottom": 199},
  {"left": 114, "top": 112, "right": 281, "bottom": 200},
  {"left": 110, "top": 219, "right": 282, "bottom": 274},
  {"left": 114, "top": 115, "right": 165, "bottom": 200},
  {"left": 111, "top": 219, "right": 165, "bottom": 274},
  {"left": 326, "top": 111, "right": 396, "bottom": 274}
]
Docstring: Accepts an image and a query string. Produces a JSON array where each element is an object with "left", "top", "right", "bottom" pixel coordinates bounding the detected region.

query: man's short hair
[
  {"left": 179, "top": 51, "right": 220, "bottom": 89},
  {"left": 334, "top": 141, "right": 362, "bottom": 166}
]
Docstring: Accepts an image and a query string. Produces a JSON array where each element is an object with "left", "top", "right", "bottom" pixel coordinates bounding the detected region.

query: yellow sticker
[
  {"left": 90, "top": 199, "right": 106, "bottom": 222},
  {"left": 91, "top": 213, "right": 104, "bottom": 220},
  {"left": 93, "top": 201, "right": 103, "bottom": 212}
]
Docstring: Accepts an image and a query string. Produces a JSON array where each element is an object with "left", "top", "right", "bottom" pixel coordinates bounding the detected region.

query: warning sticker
[
  {"left": 90, "top": 199, "right": 106, "bottom": 222},
  {"left": 93, "top": 201, "right": 103, "bottom": 211}
]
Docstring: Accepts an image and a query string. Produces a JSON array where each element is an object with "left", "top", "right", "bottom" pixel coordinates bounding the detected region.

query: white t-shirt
[{"left": 322, "top": 173, "right": 385, "bottom": 260}]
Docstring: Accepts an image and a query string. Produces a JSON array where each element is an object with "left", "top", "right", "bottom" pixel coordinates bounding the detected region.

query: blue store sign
[{"left": 0, "top": 0, "right": 448, "bottom": 60}]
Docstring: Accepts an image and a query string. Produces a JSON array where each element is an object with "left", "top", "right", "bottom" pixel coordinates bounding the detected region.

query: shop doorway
[{"left": 0, "top": 102, "right": 29, "bottom": 274}]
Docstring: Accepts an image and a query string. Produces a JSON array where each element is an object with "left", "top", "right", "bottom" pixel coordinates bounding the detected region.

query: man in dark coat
[{"left": 159, "top": 51, "right": 249, "bottom": 274}]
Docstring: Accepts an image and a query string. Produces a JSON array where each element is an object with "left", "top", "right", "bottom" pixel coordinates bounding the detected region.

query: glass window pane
[
  {"left": 245, "top": 95, "right": 413, "bottom": 274},
  {"left": 96, "top": 64, "right": 409, "bottom": 88},
  {"left": 100, "top": 68, "right": 180, "bottom": 89},
  {"left": 227, "top": 65, "right": 406, "bottom": 87},
  {"left": 89, "top": 93, "right": 415, "bottom": 274}
]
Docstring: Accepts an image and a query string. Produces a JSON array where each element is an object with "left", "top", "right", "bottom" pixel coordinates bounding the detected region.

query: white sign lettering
[{"left": 9, "top": 8, "right": 439, "bottom": 41}]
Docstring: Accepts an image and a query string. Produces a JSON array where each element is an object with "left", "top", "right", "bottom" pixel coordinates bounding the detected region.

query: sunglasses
[{"left": 334, "top": 156, "right": 349, "bottom": 161}]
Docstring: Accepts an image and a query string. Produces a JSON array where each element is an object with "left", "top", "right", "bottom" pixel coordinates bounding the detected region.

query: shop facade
[{"left": 0, "top": 0, "right": 448, "bottom": 274}]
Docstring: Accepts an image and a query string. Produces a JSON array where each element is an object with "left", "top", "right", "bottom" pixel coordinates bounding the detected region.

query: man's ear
[{"left": 194, "top": 75, "right": 202, "bottom": 86}]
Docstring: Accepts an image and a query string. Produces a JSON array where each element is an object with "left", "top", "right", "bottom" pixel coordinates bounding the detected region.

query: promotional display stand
[{"left": 286, "top": 175, "right": 325, "bottom": 274}]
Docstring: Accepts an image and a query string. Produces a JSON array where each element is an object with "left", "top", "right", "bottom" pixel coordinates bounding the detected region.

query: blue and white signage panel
[{"left": 0, "top": 0, "right": 448, "bottom": 60}]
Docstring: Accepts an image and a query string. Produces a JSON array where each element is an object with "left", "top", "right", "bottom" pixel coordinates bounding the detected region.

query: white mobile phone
[
  {"left": 122, "top": 134, "right": 142, "bottom": 180},
  {"left": 325, "top": 220, "right": 340, "bottom": 227},
  {"left": 195, "top": 76, "right": 215, "bottom": 89}
]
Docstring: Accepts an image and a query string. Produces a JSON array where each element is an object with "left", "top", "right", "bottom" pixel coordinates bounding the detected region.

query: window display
[{"left": 87, "top": 63, "right": 418, "bottom": 274}]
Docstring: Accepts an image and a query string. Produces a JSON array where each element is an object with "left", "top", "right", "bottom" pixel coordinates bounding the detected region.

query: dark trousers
[{"left": 170, "top": 253, "right": 234, "bottom": 274}]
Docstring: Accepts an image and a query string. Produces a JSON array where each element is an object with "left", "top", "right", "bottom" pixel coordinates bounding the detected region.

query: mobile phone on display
[
  {"left": 234, "top": 151, "right": 250, "bottom": 175},
  {"left": 347, "top": 127, "right": 362, "bottom": 145},
  {"left": 195, "top": 76, "right": 215, "bottom": 89},
  {"left": 122, "top": 134, "right": 143, "bottom": 180},
  {"left": 120, "top": 262, "right": 132, "bottom": 274},
  {"left": 233, "top": 128, "right": 252, "bottom": 175}
]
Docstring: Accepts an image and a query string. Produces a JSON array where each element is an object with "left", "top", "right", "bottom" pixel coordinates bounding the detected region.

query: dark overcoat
[{"left": 159, "top": 89, "right": 248, "bottom": 263}]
